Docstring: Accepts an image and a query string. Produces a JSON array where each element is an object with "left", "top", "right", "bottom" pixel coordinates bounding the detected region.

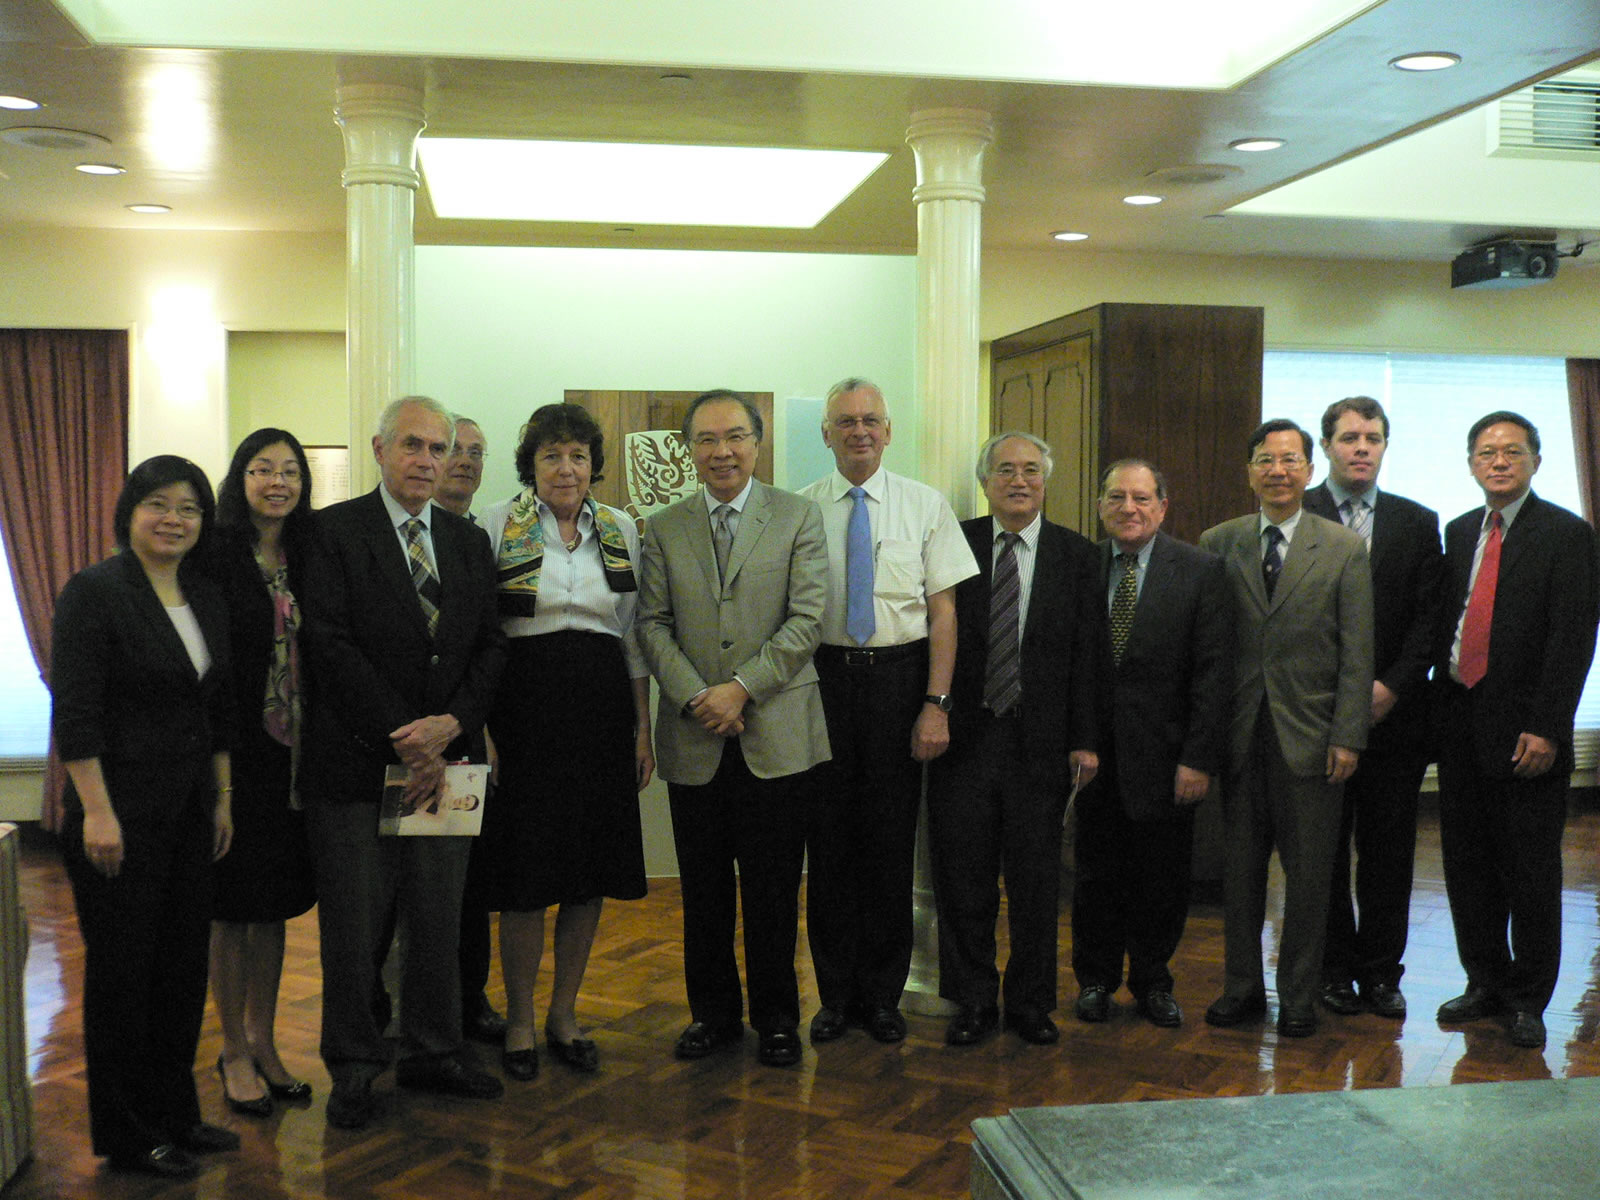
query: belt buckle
[{"left": 843, "top": 648, "right": 873, "bottom": 667}]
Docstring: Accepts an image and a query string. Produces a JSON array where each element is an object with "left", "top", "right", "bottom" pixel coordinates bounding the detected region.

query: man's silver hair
[
  {"left": 976, "top": 430, "right": 1054, "bottom": 483},
  {"left": 824, "top": 376, "right": 888, "bottom": 418},
  {"left": 376, "top": 395, "right": 455, "bottom": 448}
]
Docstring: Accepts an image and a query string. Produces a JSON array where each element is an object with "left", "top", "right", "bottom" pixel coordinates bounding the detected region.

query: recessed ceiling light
[
  {"left": 75, "top": 162, "right": 126, "bottom": 175},
  {"left": 1051, "top": 231, "right": 1089, "bottom": 242},
  {"left": 1, "top": 126, "right": 108, "bottom": 151},
  {"left": 1389, "top": 52, "right": 1460, "bottom": 72},
  {"left": 658, "top": 72, "right": 692, "bottom": 84},
  {"left": 126, "top": 203, "right": 171, "bottom": 214},
  {"left": 0, "top": 95, "right": 40, "bottom": 111},
  {"left": 1123, "top": 194, "right": 1163, "bottom": 206},
  {"left": 1229, "top": 137, "right": 1284, "bottom": 152}
]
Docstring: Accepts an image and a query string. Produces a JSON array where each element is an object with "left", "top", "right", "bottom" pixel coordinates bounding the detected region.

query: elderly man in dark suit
[
  {"left": 929, "top": 431, "right": 1101, "bottom": 1047},
  {"left": 301, "top": 395, "right": 507, "bottom": 1129},
  {"left": 1198, "top": 418, "right": 1373, "bottom": 1038},
  {"left": 1303, "top": 396, "right": 1442, "bottom": 1022},
  {"left": 1071, "top": 459, "right": 1229, "bottom": 1030},
  {"left": 1434, "top": 411, "right": 1599, "bottom": 1050}
]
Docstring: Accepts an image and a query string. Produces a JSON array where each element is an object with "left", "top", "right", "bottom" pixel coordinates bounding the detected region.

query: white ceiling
[{"left": 1, "top": 0, "right": 1598, "bottom": 266}]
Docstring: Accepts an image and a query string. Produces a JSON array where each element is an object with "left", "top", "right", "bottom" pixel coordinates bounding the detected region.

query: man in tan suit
[
  {"left": 638, "top": 389, "right": 830, "bottom": 1069},
  {"left": 1198, "top": 418, "right": 1373, "bottom": 1038}
]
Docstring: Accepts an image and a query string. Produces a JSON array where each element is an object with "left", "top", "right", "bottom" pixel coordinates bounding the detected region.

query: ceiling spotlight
[
  {"left": 126, "top": 203, "right": 171, "bottom": 214},
  {"left": 0, "top": 95, "right": 40, "bottom": 111},
  {"left": 1389, "top": 52, "right": 1460, "bottom": 72},
  {"left": 1229, "top": 137, "right": 1284, "bottom": 152},
  {"left": 1051, "top": 230, "right": 1089, "bottom": 242},
  {"left": 75, "top": 162, "right": 126, "bottom": 175},
  {"left": 1123, "top": 194, "right": 1163, "bottom": 206}
]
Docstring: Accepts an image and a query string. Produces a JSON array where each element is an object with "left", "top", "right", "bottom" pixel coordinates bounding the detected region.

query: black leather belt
[{"left": 816, "top": 639, "right": 927, "bottom": 668}]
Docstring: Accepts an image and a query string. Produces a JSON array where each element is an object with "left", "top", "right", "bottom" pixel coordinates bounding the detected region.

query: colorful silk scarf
[{"left": 496, "top": 491, "right": 636, "bottom": 618}]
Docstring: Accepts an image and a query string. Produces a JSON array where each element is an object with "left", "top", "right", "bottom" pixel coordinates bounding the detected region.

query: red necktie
[{"left": 1457, "top": 511, "right": 1502, "bottom": 689}]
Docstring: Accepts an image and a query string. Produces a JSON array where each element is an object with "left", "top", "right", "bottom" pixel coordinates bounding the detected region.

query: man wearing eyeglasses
[
  {"left": 1197, "top": 419, "right": 1373, "bottom": 1038},
  {"left": 797, "top": 377, "right": 977, "bottom": 1047},
  {"left": 1433, "top": 411, "right": 1599, "bottom": 1049},
  {"left": 435, "top": 417, "right": 488, "bottom": 522}
]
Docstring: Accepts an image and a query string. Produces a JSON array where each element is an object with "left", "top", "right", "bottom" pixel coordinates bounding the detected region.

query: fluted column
[
  {"left": 903, "top": 108, "right": 992, "bottom": 1017},
  {"left": 335, "top": 77, "right": 425, "bottom": 493}
]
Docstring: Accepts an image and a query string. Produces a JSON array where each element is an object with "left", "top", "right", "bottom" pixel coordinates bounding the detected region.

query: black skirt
[
  {"left": 212, "top": 731, "right": 315, "bottom": 922},
  {"left": 481, "top": 630, "right": 647, "bottom": 911}
]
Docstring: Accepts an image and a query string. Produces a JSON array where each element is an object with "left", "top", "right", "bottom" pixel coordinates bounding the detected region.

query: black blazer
[
  {"left": 203, "top": 529, "right": 291, "bottom": 757},
  {"left": 1098, "top": 531, "right": 1231, "bottom": 820},
  {"left": 299, "top": 489, "right": 506, "bottom": 804},
  {"left": 1304, "top": 483, "right": 1442, "bottom": 754},
  {"left": 1434, "top": 491, "right": 1600, "bottom": 778},
  {"left": 51, "top": 550, "right": 231, "bottom": 819},
  {"left": 945, "top": 516, "right": 1100, "bottom": 789}
]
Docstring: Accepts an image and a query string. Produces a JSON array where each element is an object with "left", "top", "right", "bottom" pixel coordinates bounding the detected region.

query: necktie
[
  {"left": 1110, "top": 551, "right": 1139, "bottom": 665},
  {"left": 1262, "top": 525, "right": 1284, "bottom": 600},
  {"left": 845, "top": 485, "right": 875, "bottom": 645},
  {"left": 1341, "top": 496, "right": 1373, "bottom": 548},
  {"left": 984, "top": 532, "right": 1023, "bottom": 715},
  {"left": 1457, "top": 511, "right": 1502, "bottom": 689},
  {"left": 403, "top": 517, "right": 441, "bottom": 637},
  {"left": 713, "top": 503, "right": 733, "bottom": 585}
]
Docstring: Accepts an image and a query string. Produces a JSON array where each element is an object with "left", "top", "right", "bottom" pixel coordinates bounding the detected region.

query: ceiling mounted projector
[{"left": 1451, "top": 239, "right": 1558, "bottom": 289}]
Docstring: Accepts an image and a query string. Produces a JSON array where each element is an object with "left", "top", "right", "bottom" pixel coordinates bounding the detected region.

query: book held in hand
[{"left": 379, "top": 762, "right": 489, "bottom": 836}]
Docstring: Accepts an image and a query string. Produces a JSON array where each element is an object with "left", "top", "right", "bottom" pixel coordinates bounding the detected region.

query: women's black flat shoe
[
  {"left": 109, "top": 1144, "right": 198, "bottom": 1179},
  {"left": 254, "top": 1057, "right": 313, "bottom": 1101},
  {"left": 216, "top": 1056, "right": 273, "bottom": 1117},
  {"left": 545, "top": 1030, "right": 599, "bottom": 1073},
  {"left": 501, "top": 1047, "right": 539, "bottom": 1081}
]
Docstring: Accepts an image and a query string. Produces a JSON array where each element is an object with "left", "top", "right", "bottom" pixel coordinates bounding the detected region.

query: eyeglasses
[
  {"left": 692, "top": 431, "right": 755, "bottom": 451},
  {"left": 1473, "top": 446, "right": 1530, "bottom": 463},
  {"left": 246, "top": 467, "right": 303, "bottom": 483},
  {"left": 138, "top": 498, "right": 203, "bottom": 520},
  {"left": 992, "top": 463, "right": 1044, "bottom": 480},
  {"left": 449, "top": 446, "right": 487, "bottom": 462},
  {"left": 1249, "top": 454, "right": 1307, "bottom": 470},
  {"left": 830, "top": 415, "right": 885, "bottom": 432},
  {"left": 1101, "top": 490, "right": 1159, "bottom": 507}
]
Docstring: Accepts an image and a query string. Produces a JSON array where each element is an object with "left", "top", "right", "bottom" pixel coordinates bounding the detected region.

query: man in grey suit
[
  {"left": 638, "top": 389, "right": 831, "bottom": 1069},
  {"left": 1198, "top": 419, "right": 1374, "bottom": 1038}
]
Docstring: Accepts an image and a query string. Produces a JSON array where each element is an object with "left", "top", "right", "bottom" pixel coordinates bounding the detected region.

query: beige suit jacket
[
  {"left": 1198, "top": 509, "right": 1374, "bottom": 779},
  {"left": 638, "top": 480, "right": 831, "bottom": 785}
]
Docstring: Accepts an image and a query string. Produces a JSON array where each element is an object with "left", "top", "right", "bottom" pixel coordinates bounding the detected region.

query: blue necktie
[{"left": 845, "top": 486, "right": 875, "bottom": 645}]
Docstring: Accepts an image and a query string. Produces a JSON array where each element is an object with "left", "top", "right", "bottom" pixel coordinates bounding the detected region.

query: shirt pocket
[{"left": 877, "top": 539, "right": 923, "bottom": 599}]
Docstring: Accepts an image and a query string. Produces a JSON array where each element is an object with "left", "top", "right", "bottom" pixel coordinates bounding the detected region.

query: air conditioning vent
[{"left": 1494, "top": 76, "right": 1600, "bottom": 160}]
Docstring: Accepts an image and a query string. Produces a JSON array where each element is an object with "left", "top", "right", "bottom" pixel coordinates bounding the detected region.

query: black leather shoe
[
  {"left": 545, "top": 1030, "right": 599, "bottom": 1073},
  {"left": 396, "top": 1055, "right": 505, "bottom": 1100},
  {"left": 1509, "top": 1010, "right": 1547, "bottom": 1048},
  {"left": 1319, "top": 982, "right": 1363, "bottom": 1016},
  {"left": 174, "top": 1122, "right": 240, "bottom": 1154},
  {"left": 945, "top": 1005, "right": 999, "bottom": 1046},
  {"left": 109, "top": 1144, "right": 198, "bottom": 1179},
  {"left": 1135, "top": 990, "right": 1183, "bottom": 1029},
  {"left": 216, "top": 1056, "right": 272, "bottom": 1117},
  {"left": 809, "top": 1006, "right": 849, "bottom": 1043},
  {"left": 866, "top": 1005, "right": 908, "bottom": 1044},
  {"left": 1437, "top": 986, "right": 1502, "bottom": 1023},
  {"left": 1362, "top": 983, "right": 1407, "bottom": 1020},
  {"left": 326, "top": 1075, "right": 376, "bottom": 1130},
  {"left": 1204, "top": 992, "right": 1268, "bottom": 1027},
  {"left": 254, "top": 1058, "right": 313, "bottom": 1102},
  {"left": 757, "top": 1027, "right": 802, "bottom": 1067},
  {"left": 1277, "top": 1010, "right": 1318, "bottom": 1038},
  {"left": 1074, "top": 985, "right": 1112, "bottom": 1023},
  {"left": 1005, "top": 1009, "right": 1059, "bottom": 1044},
  {"left": 464, "top": 996, "right": 509, "bottom": 1045},
  {"left": 673, "top": 1020, "right": 743, "bottom": 1060}
]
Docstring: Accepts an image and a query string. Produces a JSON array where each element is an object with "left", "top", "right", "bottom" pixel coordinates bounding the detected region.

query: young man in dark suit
[
  {"left": 1434, "top": 410, "right": 1600, "bottom": 1049},
  {"left": 928, "top": 431, "right": 1101, "bottom": 1047},
  {"left": 1304, "top": 396, "right": 1442, "bottom": 1022},
  {"left": 1071, "top": 459, "right": 1230, "bottom": 1029},
  {"left": 300, "top": 395, "right": 507, "bottom": 1128}
]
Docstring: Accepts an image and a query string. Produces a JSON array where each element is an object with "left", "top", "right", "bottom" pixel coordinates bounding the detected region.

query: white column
[
  {"left": 903, "top": 108, "right": 992, "bottom": 1018},
  {"left": 334, "top": 78, "right": 425, "bottom": 495}
]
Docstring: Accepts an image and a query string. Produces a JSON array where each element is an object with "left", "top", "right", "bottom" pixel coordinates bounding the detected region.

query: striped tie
[
  {"left": 1341, "top": 496, "right": 1373, "bottom": 548},
  {"left": 1110, "top": 552, "right": 1139, "bottom": 665},
  {"left": 404, "top": 517, "right": 442, "bottom": 637},
  {"left": 984, "top": 532, "right": 1023, "bottom": 715},
  {"left": 1262, "top": 525, "right": 1284, "bottom": 600}
]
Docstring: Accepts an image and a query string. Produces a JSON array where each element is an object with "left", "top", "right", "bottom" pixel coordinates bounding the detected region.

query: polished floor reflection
[{"left": 11, "top": 802, "right": 1600, "bottom": 1199}]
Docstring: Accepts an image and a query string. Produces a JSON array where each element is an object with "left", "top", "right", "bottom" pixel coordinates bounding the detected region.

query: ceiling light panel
[{"left": 418, "top": 139, "right": 889, "bottom": 228}]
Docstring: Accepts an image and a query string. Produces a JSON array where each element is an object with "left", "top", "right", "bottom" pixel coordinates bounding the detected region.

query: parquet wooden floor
[{"left": 10, "top": 802, "right": 1600, "bottom": 1199}]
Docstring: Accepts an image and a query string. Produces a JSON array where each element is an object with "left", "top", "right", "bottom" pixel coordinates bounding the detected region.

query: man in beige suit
[
  {"left": 1197, "top": 418, "right": 1373, "bottom": 1038},
  {"left": 638, "top": 389, "right": 831, "bottom": 1069}
]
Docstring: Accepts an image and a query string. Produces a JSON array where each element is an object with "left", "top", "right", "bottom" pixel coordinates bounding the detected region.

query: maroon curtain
[
  {"left": 0, "top": 329, "right": 129, "bottom": 829},
  {"left": 1568, "top": 358, "right": 1600, "bottom": 527}
]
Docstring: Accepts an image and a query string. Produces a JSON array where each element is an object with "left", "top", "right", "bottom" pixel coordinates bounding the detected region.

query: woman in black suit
[
  {"left": 52, "top": 455, "right": 238, "bottom": 1180},
  {"left": 207, "top": 429, "right": 317, "bottom": 1115}
]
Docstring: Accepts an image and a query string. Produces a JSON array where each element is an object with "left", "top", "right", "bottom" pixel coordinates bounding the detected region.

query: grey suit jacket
[
  {"left": 1198, "top": 509, "right": 1374, "bottom": 779},
  {"left": 637, "top": 480, "right": 831, "bottom": 785}
]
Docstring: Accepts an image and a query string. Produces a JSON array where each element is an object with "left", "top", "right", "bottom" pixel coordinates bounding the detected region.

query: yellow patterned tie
[
  {"left": 1110, "top": 552, "right": 1139, "bottom": 665},
  {"left": 404, "top": 518, "right": 441, "bottom": 637}
]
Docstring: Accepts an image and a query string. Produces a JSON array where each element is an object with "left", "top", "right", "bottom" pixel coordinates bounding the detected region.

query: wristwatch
[{"left": 924, "top": 693, "right": 953, "bottom": 713}]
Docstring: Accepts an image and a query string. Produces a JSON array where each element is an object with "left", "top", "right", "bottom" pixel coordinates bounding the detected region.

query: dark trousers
[
  {"left": 62, "top": 775, "right": 211, "bottom": 1158},
  {"left": 928, "top": 716, "right": 1068, "bottom": 1016},
  {"left": 1222, "top": 710, "right": 1344, "bottom": 1015},
  {"left": 460, "top": 832, "right": 493, "bottom": 1007},
  {"left": 1071, "top": 787, "right": 1195, "bottom": 996},
  {"left": 1322, "top": 745, "right": 1426, "bottom": 990},
  {"left": 667, "top": 741, "right": 811, "bottom": 1032},
  {"left": 1437, "top": 747, "right": 1567, "bottom": 1014},
  {"left": 807, "top": 644, "right": 926, "bottom": 1011},
  {"left": 306, "top": 800, "right": 471, "bottom": 1081}
]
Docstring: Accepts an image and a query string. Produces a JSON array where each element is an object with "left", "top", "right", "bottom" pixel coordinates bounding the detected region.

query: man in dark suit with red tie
[
  {"left": 1071, "top": 460, "right": 1229, "bottom": 1029},
  {"left": 928, "top": 431, "right": 1101, "bottom": 1047},
  {"left": 1303, "top": 397, "right": 1442, "bottom": 1022},
  {"left": 1434, "top": 410, "right": 1600, "bottom": 1050}
]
